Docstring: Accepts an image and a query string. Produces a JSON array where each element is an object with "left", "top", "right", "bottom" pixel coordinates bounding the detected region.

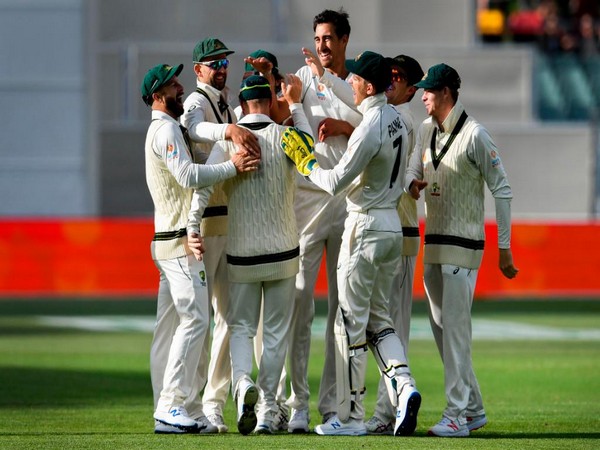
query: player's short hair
[{"left": 313, "top": 8, "right": 351, "bottom": 38}]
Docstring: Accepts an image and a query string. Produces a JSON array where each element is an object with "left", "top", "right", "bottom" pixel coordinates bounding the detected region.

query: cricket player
[
  {"left": 282, "top": 51, "right": 421, "bottom": 437},
  {"left": 180, "top": 37, "right": 260, "bottom": 433},
  {"left": 405, "top": 63, "right": 518, "bottom": 437},
  {"left": 188, "top": 75, "right": 312, "bottom": 435},
  {"left": 365, "top": 54, "right": 425, "bottom": 435},
  {"left": 287, "top": 8, "right": 363, "bottom": 432},
  {"left": 141, "top": 63, "right": 259, "bottom": 434}
]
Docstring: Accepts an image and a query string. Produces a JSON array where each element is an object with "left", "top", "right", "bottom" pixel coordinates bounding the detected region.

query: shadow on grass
[{"left": 0, "top": 366, "right": 151, "bottom": 407}]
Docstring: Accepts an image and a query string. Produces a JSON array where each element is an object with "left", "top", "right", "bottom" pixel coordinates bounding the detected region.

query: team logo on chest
[
  {"left": 430, "top": 182, "right": 441, "bottom": 197},
  {"left": 316, "top": 83, "right": 327, "bottom": 100}
]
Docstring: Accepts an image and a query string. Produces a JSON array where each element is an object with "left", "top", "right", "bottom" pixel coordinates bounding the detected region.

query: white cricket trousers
[
  {"left": 288, "top": 189, "right": 346, "bottom": 416},
  {"left": 150, "top": 254, "right": 210, "bottom": 416},
  {"left": 200, "top": 235, "right": 231, "bottom": 416},
  {"left": 337, "top": 211, "right": 412, "bottom": 421},
  {"left": 373, "top": 254, "right": 416, "bottom": 422},
  {"left": 228, "top": 277, "right": 295, "bottom": 418},
  {"left": 423, "top": 263, "right": 485, "bottom": 425}
]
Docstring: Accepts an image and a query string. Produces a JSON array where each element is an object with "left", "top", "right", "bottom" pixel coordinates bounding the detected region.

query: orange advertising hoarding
[{"left": 0, "top": 219, "right": 598, "bottom": 298}]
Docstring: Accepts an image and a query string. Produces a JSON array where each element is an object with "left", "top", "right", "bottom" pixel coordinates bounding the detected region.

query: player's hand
[
  {"left": 302, "top": 47, "right": 325, "bottom": 78},
  {"left": 187, "top": 231, "right": 205, "bottom": 261},
  {"left": 244, "top": 56, "right": 273, "bottom": 75},
  {"left": 226, "top": 124, "right": 261, "bottom": 157},
  {"left": 281, "top": 127, "right": 319, "bottom": 176},
  {"left": 281, "top": 74, "right": 303, "bottom": 105},
  {"left": 408, "top": 179, "right": 428, "bottom": 199},
  {"left": 499, "top": 248, "right": 519, "bottom": 279},
  {"left": 317, "top": 118, "right": 354, "bottom": 141},
  {"left": 231, "top": 148, "right": 260, "bottom": 173}
]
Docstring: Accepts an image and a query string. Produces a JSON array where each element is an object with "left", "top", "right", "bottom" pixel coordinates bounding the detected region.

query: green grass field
[{"left": 0, "top": 299, "right": 599, "bottom": 449}]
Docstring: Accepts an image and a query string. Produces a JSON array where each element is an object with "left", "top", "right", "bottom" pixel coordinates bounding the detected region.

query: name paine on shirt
[{"left": 388, "top": 116, "right": 404, "bottom": 137}]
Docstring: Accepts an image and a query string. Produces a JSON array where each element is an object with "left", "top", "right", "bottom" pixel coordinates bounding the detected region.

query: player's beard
[
  {"left": 211, "top": 71, "right": 227, "bottom": 91},
  {"left": 166, "top": 96, "right": 184, "bottom": 118}
]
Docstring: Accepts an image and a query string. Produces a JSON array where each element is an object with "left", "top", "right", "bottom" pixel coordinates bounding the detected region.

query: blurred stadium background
[{"left": 0, "top": 0, "right": 599, "bottom": 300}]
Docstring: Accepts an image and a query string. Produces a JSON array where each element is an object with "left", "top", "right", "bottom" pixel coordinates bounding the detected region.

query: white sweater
[
  {"left": 144, "top": 110, "right": 237, "bottom": 260},
  {"left": 189, "top": 110, "right": 310, "bottom": 282}
]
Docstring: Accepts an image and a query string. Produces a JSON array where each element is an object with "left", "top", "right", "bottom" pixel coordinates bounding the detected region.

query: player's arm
[
  {"left": 405, "top": 125, "right": 428, "bottom": 199},
  {"left": 158, "top": 125, "right": 258, "bottom": 188},
  {"left": 282, "top": 123, "right": 374, "bottom": 195},
  {"left": 182, "top": 94, "right": 229, "bottom": 143},
  {"left": 186, "top": 143, "right": 225, "bottom": 261},
  {"left": 469, "top": 127, "right": 518, "bottom": 279},
  {"left": 282, "top": 74, "right": 312, "bottom": 136}
]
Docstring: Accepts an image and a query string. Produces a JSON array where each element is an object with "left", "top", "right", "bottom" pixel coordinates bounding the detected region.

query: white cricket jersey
[
  {"left": 295, "top": 65, "right": 362, "bottom": 192},
  {"left": 181, "top": 81, "right": 237, "bottom": 237},
  {"left": 405, "top": 100, "right": 513, "bottom": 269},
  {"left": 309, "top": 93, "right": 408, "bottom": 222},
  {"left": 144, "top": 110, "right": 236, "bottom": 260}
]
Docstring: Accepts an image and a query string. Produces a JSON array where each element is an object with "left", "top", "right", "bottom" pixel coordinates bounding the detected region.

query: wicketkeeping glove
[{"left": 281, "top": 127, "right": 319, "bottom": 176}]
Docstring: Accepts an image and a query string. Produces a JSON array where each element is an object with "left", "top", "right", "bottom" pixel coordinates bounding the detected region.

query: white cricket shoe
[
  {"left": 154, "top": 420, "right": 196, "bottom": 434},
  {"left": 314, "top": 414, "right": 367, "bottom": 436},
  {"left": 273, "top": 403, "right": 289, "bottom": 431},
  {"left": 235, "top": 379, "right": 258, "bottom": 435},
  {"left": 288, "top": 408, "right": 310, "bottom": 434},
  {"left": 195, "top": 415, "right": 219, "bottom": 433},
  {"left": 467, "top": 414, "right": 488, "bottom": 431},
  {"left": 254, "top": 410, "right": 277, "bottom": 435},
  {"left": 365, "top": 415, "right": 393, "bottom": 435},
  {"left": 428, "top": 417, "right": 469, "bottom": 437},
  {"left": 394, "top": 384, "right": 421, "bottom": 436},
  {"left": 153, "top": 406, "right": 200, "bottom": 432},
  {"left": 206, "top": 413, "right": 229, "bottom": 433}
]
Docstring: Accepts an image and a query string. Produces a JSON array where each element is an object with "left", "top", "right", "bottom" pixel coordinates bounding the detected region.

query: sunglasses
[
  {"left": 391, "top": 68, "right": 407, "bottom": 83},
  {"left": 196, "top": 58, "right": 229, "bottom": 71}
]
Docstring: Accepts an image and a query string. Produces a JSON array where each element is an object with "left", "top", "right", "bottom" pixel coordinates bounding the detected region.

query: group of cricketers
[{"left": 142, "top": 7, "right": 518, "bottom": 439}]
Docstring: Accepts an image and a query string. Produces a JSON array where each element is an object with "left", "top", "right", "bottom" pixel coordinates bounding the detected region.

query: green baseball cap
[
  {"left": 193, "top": 38, "right": 234, "bottom": 62},
  {"left": 244, "top": 49, "right": 279, "bottom": 76},
  {"left": 141, "top": 63, "right": 183, "bottom": 106},
  {"left": 239, "top": 75, "right": 272, "bottom": 101},
  {"left": 414, "top": 63, "right": 461, "bottom": 90},
  {"left": 388, "top": 54, "right": 424, "bottom": 87},
  {"left": 345, "top": 51, "right": 391, "bottom": 92}
]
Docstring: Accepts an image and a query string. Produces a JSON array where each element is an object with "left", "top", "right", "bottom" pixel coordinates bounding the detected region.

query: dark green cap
[
  {"left": 141, "top": 63, "right": 183, "bottom": 106},
  {"left": 239, "top": 75, "right": 272, "bottom": 101},
  {"left": 244, "top": 49, "right": 279, "bottom": 76},
  {"left": 414, "top": 63, "right": 461, "bottom": 90},
  {"left": 389, "top": 54, "right": 424, "bottom": 87},
  {"left": 193, "top": 38, "right": 234, "bottom": 62},
  {"left": 345, "top": 51, "right": 391, "bottom": 92}
]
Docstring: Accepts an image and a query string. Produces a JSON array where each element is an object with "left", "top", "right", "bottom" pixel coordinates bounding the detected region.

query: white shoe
[
  {"left": 195, "top": 415, "right": 219, "bottom": 434},
  {"left": 288, "top": 408, "right": 310, "bottom": 434},
  {"left": 321, "top": 411, "right": 336, "bottom": 424},
  {"left": 254, "top": 412, "right": 277, "bottom": 435},
  {"left": 314, "top": 414, "right": 367, "bottom": 436},
  {"left": 154, "top": 406, "right": 199, "bottom": 432},
  {"left": 365, "top": 415, "right": 393, "bottom": 435},
  {"left": 273, "top": 403, "right": 289, "bottom": 431},
  {"left": 394, "top": 384, "right": 421, "bottom": 436},
  {"left": 154, "top": 420, "right": 195, "bottom": 434},
  {"left": 428, "top": 417, "right": 469, "bottom": 437},
  {"left": 467, "top": 414, "right": 488, "bottom": 431},
  {"left": 236, "top": 379, "right": 258, "bottom": 435},
  {"left": 206, "top": 413, "right": 229, "bottom": 433}
]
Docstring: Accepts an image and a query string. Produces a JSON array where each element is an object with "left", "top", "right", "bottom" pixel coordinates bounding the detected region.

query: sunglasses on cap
[
  {"left": 196, "top": 58, "right": 229, "bottom": 71},
  {"left": 391, "top": 68, "right": 407, "bottom": 83}
]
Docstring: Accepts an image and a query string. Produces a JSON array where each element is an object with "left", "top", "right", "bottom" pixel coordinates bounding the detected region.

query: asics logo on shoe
[{"left": 448, "top": 421, "right": 459, "bottom": 431}]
